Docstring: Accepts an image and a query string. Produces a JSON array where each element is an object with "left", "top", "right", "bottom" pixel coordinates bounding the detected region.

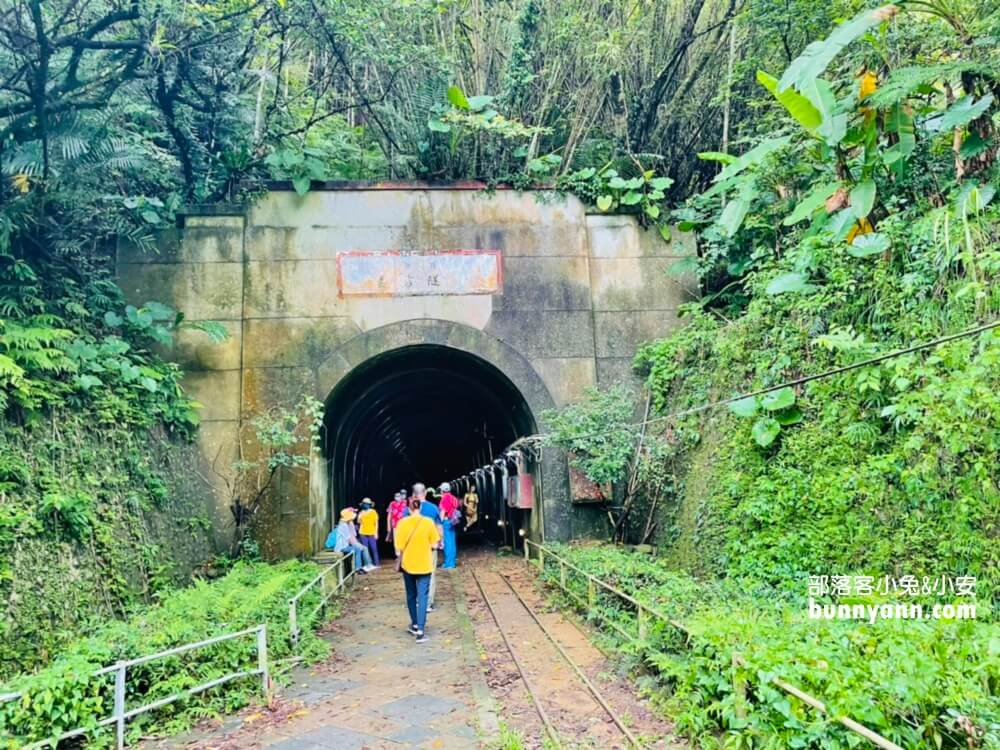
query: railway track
[{"left": 469, "top": 566, "right": 644, "bottom": 749}]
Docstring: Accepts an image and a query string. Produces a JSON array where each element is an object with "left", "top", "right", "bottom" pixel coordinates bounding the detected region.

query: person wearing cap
[
  {"left": 357, "top": 498, "right": 380, "bottom": 567},
  {"left": 414, "top": 484, "right": 443, "bottom": 611},
  {"left": 439, "top": 483, "right": 461, "bottom": 570},
  {"left": 326, "top": 508, "right": 375, "bottom": 572},
  {"left": 386, "top": 491, "right": 408, "bottom": 555}
]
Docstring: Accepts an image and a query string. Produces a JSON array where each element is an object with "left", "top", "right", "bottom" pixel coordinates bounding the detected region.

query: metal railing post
[
  {"left": 559, "top": 560, "right": 566, "bottom": 590},
  {"left": 113, "top": 662, "right": 126, "bottom": 750},
  {"left": 587, "top": 577, "right": 597, "bottom": 609},
  {"left": 524, "top": 539, "right": 530, "bottom": 562},
  {"left": 537, "top": 547, "right": 545, "bottom": 572},
  {"left": 288, "top": 599, "right": 298, "bottom": 647},
  {"left": 257, "top": 625, "right": 270, "bottom": 701},
  {"left": 638, "top": 606, "right": 648, "bottom": 642},
  {"left": 337, "top": 555, "right": 345, "bottom": 588}
]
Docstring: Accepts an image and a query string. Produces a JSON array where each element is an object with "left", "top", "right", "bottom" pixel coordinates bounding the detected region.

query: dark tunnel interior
[{"left": 322, "top": 345, "right": 536, "bottom": 548}]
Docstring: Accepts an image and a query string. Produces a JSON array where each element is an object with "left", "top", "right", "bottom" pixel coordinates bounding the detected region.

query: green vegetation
[
  {"left": 543, "top": 2, "right": 1000, "bottom": 748},
  {"left": 0, "top": 560, "right": 329, "bottom": 747},
  {"left": 1, "top": 0, "right": 999, "bottom": 747},
  {"left": 541, "top": 544, "right": 998, "bottom": 750},
  {"left": 0, "top": 246, "right": 222, "bottom": 677}
]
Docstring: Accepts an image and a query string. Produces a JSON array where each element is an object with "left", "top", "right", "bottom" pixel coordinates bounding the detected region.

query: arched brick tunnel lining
[
  {"left": 322, "top": 344, "right": 536, "bottom": 550},
  {"left": 310, "top": 319, "right": 575, "bottom": 552}
]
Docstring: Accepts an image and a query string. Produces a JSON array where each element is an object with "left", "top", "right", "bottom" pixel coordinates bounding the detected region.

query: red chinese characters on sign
[{"left": 336, "top": 250, "right": 502, "bottom": 297}]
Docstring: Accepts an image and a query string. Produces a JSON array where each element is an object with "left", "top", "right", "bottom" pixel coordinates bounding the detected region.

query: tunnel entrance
[{"left": 322, "top": 345, "right": 537, "bottom": 550}]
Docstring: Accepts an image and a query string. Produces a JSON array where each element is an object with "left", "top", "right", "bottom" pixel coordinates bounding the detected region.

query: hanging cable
[
  {"left": 512, "top": 317, "right": 1000, "bottom": 446},
  {"left": 439, "top": 319, "right": 1000, "bottom": 486}
]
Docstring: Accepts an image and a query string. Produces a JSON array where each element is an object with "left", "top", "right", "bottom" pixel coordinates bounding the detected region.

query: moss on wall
[{"left": 0, "top": 417, "right": 217, "bottom": 679}]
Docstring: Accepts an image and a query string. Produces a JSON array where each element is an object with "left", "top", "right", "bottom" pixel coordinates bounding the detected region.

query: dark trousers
[
  {"left": 403, "top": 571, "right": 431, "bottom": 632},
  {"left": 359, "top": 534, "right": 380, "bottom": 565}
]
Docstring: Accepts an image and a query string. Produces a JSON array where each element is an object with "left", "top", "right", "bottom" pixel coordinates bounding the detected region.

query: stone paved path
[
  {"left": 147, "top": 552, "right": 687, "bottom": 750},
  {"left": 149, "top": 564, "right": 497, "bottom": 750}
]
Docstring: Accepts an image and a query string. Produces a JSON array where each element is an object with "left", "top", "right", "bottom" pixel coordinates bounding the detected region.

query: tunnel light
[
  {"left": 518, "top": 528, "right": 526, "bottom": 537},
  {"left": 484, "top": 514, "right": 489, "bottom": 520},
  {"left": 497, "top": 520, "right": 505, "bottom": 527}
]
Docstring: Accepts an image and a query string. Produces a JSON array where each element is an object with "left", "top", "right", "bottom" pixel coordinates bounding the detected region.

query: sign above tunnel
[{"left": 337, "top": 250, "right": 502, "bottom": 297}]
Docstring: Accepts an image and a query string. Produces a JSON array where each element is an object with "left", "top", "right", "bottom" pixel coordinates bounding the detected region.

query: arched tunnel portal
[{"left": 321, "top": 343, "right": 541, "bottom": 550}]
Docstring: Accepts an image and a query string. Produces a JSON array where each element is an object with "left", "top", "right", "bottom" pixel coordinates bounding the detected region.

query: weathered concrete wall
[{"left": 116, "top": 186, "right": 695, "bottom": 556}]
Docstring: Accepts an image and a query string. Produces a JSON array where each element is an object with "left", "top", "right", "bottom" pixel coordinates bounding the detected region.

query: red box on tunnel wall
[
  {"left": 336, "top": 250, "right": 503, "bottom": 297},
  {"left": 507, "top": 473, "right": 534, "bottom": 509}
]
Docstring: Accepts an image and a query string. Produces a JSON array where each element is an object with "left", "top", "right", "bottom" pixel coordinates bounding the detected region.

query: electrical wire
[{"left": 453, "top": 318, "right": 1000, "bottom": 477}]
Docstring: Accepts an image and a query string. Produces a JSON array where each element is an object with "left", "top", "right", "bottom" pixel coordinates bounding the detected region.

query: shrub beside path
[
  {"left": 145, "top": 565, "right": 497, "bottom": 750},
  {"left": 146, "top": 552, "right": 683, "bottom": 749}
]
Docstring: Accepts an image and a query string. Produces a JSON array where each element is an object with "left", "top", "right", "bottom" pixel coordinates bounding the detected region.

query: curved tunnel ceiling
[{"left": 323, "top": 345, "right": 536, "bottom": 520}]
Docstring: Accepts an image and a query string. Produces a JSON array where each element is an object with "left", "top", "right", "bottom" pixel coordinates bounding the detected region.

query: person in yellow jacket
[
  {"left": 394, "top": 488, "right": 441, "bottom": 643},
  {"left": 357, "top": 498, "right": 380, "bottom": 566}
]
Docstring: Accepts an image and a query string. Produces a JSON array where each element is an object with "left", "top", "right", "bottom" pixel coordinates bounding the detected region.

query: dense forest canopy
[{"left": 1, "top": 0, "right": 999, "bottom": 748}]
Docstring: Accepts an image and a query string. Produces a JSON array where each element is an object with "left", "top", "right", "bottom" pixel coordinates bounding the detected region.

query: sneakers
[
  {"left": 427, "top": 604, "right": 435, "bottom": 613},
  {"left": 407, "top": 624, "right": 419, "bottom": 636},
  {"left": 414, "top": 631, "right": 428, "bottom": 643},
  {"left": 362, "top": 565, "right": 376, "bottom": 572}
]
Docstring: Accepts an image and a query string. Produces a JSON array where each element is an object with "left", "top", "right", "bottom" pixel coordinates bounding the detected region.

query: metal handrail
[
  {"left": 288, "top": 551, "right": 358, "bottom": 646},
  {"left": 524, "top": 539, "right": 904, "bottom": 750},
  {"left": 0, "top": 625, "right": 268, "bottom": 750}
]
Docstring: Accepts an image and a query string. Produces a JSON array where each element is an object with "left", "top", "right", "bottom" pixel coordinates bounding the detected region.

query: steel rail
[
  {"left": 469, "top": 567, "right": 563, "bottom": 749},
  {"left": 524, "top": 540, "right": 905, "bottom": 750},
  {"left": 497, "top": 572, "right": 643, "bottom": 748}
]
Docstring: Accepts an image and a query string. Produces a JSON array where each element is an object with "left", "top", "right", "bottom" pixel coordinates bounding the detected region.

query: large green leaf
[
  {"left": 711, "top": 137, "right": 791, "bottom": 185},
  {"left": 783, "top": 181, "right": 840, "bottom": 226},
  {"left": 752, "top": 417, "right": 781, "bottom": 447},
  {"left": 847, "top": 233, "right": 889, "bottom": 257},
  {"left": 761, "top": 387, "right": 796, "bottom": 411},
  {"left": 775, "top": 405, "right": 804, "bottom": 425},
  {"left": 850, "top": 179, "right": 876, "bottom": 219},
  {"left": 427, "top": 118, "right": 451, "bottom": 133},
  {"left": 956, "top": 183, "right": 996, "bottom": 217},
  {"left": 766, "top": 272, "right": 815, "bottom": 296},
  {"left": 447, "top": 85, "right": 470, "bottom": 110},
  {"left": 467, "top": 94, "right": 495, "bottom": 112},
  {"left": 697, "top": 151, "right": 738, "bottom": 164},
  {"left": 728, "top": 396, "right": 759, "bottom": 418},
  {"left": 757, "top": 70, "right": 822, "bottom": 133},
  {"left": 779, "top": 6, "right": 897, "bottom": 92},
  {"left": 803, "top": 79, "right": 847, "bottom": 146},
  {"left": 884, "top": 103, "right": 915, "bottom": 177},
  {"left": 718, "top": 197, "right": 750, "bottom": 237},
  {"left": 718, "top": 183, "right": 758, "bottom": 238},
  {"left": 937, "top": 94, "right": 995, "bottom": 131}
]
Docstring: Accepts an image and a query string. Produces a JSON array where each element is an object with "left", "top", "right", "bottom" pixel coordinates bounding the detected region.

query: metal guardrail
[
  {"left": 288, "top": 551, "right": 358, "bottom": 646},
  {"left": 524, "top": 539, "right": 905, "bottom": 750},
  {"left": 0, "top": 625, "right": 268, "bottom": 750},
  {"left": 1, "top": 556, "right": 362, "bottom": 749}
]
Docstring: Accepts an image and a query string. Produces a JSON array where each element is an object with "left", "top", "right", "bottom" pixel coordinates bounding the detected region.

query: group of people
[{"left": 325, "top": 482, "right": 478, "bottom": 643}]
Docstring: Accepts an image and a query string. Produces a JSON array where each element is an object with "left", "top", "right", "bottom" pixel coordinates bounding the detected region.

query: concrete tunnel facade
[{"left": 115, "top": 184, "right": 696, "bottom": 558}]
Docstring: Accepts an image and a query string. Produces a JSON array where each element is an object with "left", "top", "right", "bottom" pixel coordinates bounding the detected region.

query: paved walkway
[{"left": 152, "top": 565, "right": 497, "bottom": 750}]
